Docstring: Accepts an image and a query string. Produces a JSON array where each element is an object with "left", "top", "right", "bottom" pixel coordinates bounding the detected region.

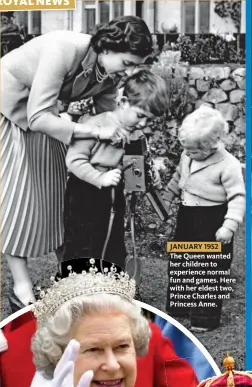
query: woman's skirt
[
  {"left": 0, "top": 115, "right": 67, "bottom": 257},
  {"left": 62, "top": 173, "right": 127, "bottom": 270}
]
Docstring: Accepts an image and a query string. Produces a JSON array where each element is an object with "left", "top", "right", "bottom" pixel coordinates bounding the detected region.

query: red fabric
[
  {"left": 198, "top": 372, "right": 252, "bottom": 386},
  {"left": 0, "top": 314, "right": 199, "bottom": 387},
  {"left": 136, "top": 322, "right": 199, "bottom": 387},
  {"left": 0, "top": 312, "right": 36, "bottom": 387}
]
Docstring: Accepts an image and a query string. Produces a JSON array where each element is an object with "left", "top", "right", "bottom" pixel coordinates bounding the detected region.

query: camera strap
[
  {"left": 125, "top": 192, "right": 142, "bottom": 285},
  {"left": 100, "top": 162, "right": 128, "bottom": 266},
  {"left": 100, "top": 187, "right": 116, "bottom": 271},
  {"left": 129, "top": 193, "right": 141, "bottom": 281},
  {"left": 100, "top": 186, "right": 140, "bottom": 282}
]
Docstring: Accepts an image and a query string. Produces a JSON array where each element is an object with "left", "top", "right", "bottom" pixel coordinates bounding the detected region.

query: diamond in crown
[{"left": 33, "top": 260, "right": 136, "bottom": 326}]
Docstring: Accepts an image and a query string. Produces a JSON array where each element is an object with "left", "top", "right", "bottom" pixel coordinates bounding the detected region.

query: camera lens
[{"left": 133, "top": 168, "right": 142, "bottom": 177}]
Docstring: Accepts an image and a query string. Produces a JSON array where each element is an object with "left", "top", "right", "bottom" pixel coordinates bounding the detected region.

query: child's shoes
[
  {"left": 190, "top": 326, "right": 211, "bottom": 333},
  {"left": 190, "top": 314, "right": 221, "bottom": 332}
]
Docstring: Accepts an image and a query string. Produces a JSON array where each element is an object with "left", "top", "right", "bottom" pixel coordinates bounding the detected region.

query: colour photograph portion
[{"left": 0, "top": 263, "right": 220, "bottom": 387}]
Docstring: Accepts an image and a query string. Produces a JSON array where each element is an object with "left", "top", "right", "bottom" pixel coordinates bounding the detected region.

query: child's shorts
[{"left": 62, "top": 173, "right": 127, "bottom": 269}]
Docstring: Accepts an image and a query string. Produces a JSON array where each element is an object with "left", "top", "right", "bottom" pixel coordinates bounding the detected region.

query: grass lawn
[{"left": 137, "top": 221, "right": 245, "bottom": 371}]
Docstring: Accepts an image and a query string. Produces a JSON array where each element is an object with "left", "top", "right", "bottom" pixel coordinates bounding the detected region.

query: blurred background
[{"left": 1, "top": 0, "right": 246, "bottom": 64}]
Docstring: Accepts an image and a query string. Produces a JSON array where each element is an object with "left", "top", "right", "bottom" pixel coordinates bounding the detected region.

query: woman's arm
[
  {"left": 27, "top": 39, "right": 81, "bottom": 144},
  {"left": 26, "top": 37, "right": 103, "bottom": 145},
  {"left": 26, "top": 37, "right": 129, "bottom": 145},
  {"left": 151, "top": 323, "right": 199, "bottom": 387}
]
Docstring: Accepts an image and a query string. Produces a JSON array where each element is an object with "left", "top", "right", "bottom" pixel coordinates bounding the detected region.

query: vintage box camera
[
  {"left": 123, "top": 136, "right": 169, "bottom": 222},
  {"left": 123, "top": 137, "right": 148, "bottom": 192}
]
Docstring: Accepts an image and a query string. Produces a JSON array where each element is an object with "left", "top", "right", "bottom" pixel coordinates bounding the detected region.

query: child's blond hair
[{"left": 178, "top": 104, "right": 229, "bottom": 151}]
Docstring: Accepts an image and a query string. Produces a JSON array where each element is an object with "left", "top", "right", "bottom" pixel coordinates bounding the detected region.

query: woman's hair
[
  {"left": 178, "top": 104, "right": 229, "bottom": 151},
  {"left": 1, "top": 11, "right": 15, "bottom": 18},
  {"left": 31, "top": 294, "right": 151, "bottom": 378},
  {"left": 123, "top": 69, "right": 169, "bottom": 117},
  {"left": 90, "top": 16, "right": 153, "bottom": 57}
]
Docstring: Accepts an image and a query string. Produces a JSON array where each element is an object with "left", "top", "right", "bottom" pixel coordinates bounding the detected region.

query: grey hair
[{"left": 31, "top": 294, "right": 151, "bottom": 378}]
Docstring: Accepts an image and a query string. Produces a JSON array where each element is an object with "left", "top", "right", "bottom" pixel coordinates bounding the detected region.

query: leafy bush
[
  {"left": 140, "top": 51, "right": 188, "bottom": 238},
  {"left": 151, "top": 51, "right": 189, "bottom": 121},
  {"left": 214, "top": 0, "right": 241, "bottom": 31},
  {"left": 163, "top": 33, "right": 245, "bottom": 64},
  {"left": 225, "top": 97, "right": 246, "bottom": 162},
  {"left": 149, "top": 50, "right": 188, "bottom": 187}
]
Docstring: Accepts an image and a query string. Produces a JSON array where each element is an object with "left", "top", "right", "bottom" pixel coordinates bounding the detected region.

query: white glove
[
  {"left": 31, "top": 340, "right": 93, "bottom": 387},
  {"left": 0, "top": 329, "right": 8, "bottom": 352}
]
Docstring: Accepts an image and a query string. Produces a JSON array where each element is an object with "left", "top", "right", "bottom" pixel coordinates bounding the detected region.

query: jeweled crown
[
  {"left": 197, "top": 353, "right": 252, "bottom": 387},
  {"left": 33, "top": 260, "right": 136, "bottom": 326}
]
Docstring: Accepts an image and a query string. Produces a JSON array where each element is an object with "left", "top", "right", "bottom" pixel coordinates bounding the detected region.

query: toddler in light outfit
[{"left": 163, "top": 105, "right": 245, "bottom": 331}]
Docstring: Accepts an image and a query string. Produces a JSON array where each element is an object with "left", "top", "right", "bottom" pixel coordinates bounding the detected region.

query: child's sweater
[
  {"left": 163, "top": 146, "right": 245, "bottom": 233},
  {"left": 66, "top": 112, "right": 125, "bottom": 189}
]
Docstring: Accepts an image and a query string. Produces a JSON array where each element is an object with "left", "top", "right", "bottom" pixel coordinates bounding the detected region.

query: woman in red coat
[
  {"left": 137, "top": 322, "right": 199, "bottom": 387},
  {"left": 0, "top": 311, "right": 198, "bottom": 387},
  {"left": 0, "top": 311, "right": 36, "bottom": 386}
]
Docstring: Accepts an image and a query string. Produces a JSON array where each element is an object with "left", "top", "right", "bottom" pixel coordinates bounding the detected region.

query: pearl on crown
[{"left": 33, "top": 259, "right": 136, "bottom": 326}]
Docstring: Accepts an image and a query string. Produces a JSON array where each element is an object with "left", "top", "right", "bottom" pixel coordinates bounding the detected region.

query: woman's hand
[
  {"left": 215, "top": 227, "right": 233, "bottom": 244},
  {"left": 102, "top": 169, "right": 122, "bottom": 187},
  {"left": 99, "top": 112, "right": 130, "bottom": 144},
  {"left": 74, "top": 121, "right": 130, "bottom": 144},
  {"left": 78, "top": 112, "right": 130, "bottom": 143},
  {"left": 51, "top": 340, "right": 93, "bottom": 387},
  {"left": 99, "top": 126, "right": 130, "bottom": 145}
]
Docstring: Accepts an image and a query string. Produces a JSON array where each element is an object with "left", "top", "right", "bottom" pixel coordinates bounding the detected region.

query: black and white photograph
[{"left": 0, "top": 0, "right": 246, "bottom": 373}]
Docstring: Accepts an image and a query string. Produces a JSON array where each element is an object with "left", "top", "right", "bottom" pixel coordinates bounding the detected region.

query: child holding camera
[
  {"left": 163, "top": 105, "right": 245, "bottom": 331},
  {"left": 62, "top": 69, "right": 168, "bottom": 270}
]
